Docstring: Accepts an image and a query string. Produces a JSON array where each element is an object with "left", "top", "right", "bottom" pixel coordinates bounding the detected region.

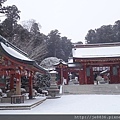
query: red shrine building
[
  {"left": 55, "top": 42, "right": 120, "bottom": 85},
  {"left": 0, "top": 35, "right": 47, "bottom": 99}
]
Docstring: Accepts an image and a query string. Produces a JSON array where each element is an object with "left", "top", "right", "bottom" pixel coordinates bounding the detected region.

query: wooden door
[{"left": 111, "top": 66, "right": 119, "bottom": 83}]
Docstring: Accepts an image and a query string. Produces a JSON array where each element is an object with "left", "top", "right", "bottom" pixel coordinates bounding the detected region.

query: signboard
[{"left": 92, "top": 66, "right": 110, "bottom": 72}]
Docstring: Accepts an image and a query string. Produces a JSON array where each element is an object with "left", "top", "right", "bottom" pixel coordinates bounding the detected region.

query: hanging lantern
[
  {"left": 24, "top": 70, "right": 27, "bottom": 76},
  {"left": 6, "top": 70, "right": 8, "bottom": 76},
  {"left": 8, "top": 70, "right": 11, "bottom": 76}
]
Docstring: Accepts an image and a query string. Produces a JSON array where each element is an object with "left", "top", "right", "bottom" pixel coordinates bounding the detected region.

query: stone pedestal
[
  {"left": 1, "top": 97, "right": 11, "bottom": 103},
  {"left": 68, "top": 80, "right": 74, "bottom": 85},
  {"left": 48, "top": 83, "right": 59, "bottom": 97}
]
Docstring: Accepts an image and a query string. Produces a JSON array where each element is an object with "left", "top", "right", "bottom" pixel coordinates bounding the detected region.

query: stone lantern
[{"left": 47, "top": 70, "right": 59, "bottom": 98}]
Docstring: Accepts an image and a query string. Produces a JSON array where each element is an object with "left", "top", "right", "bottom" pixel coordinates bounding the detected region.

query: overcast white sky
[{"left": 4, "top": 0, "right": 120, "bottom": 43}]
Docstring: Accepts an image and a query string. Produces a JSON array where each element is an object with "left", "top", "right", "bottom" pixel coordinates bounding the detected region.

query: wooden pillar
[
  {"left": 79, "top": 69, "right": 84, "bottom": 84},
  {"left": 10, "top": 74, "right": 14, "bottom": 90},
  {"left": 66, "top": 70, "right": 69, "bottom": 85},
  {"left": 63, "top": 70, "right": 68, "bottom": 85},
  {"left": 90, "top": 67, "right": 94, "bottom": 84},
  {"left": 16, "top": 70, "right": 21, "bottom": 95},
  {"left": 110, "top": 65, "right": 113, "bottom": 84},
  {"left": 84, "top": 64, "right": 87, "bottom": 84},
  {"left": 29, "top": 71, "right": 33, "bottom": 99},
  {"left": 57, "top": 69, "right": 60, "bottom": 85},
  {"left": 60, "top": 68, "right": 63, "bottom": 85},
  {"left": 118, "top": 67, "right": 120, "bottom": 83}
]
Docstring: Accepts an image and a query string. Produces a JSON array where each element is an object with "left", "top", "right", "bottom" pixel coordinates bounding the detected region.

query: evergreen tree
[
  {"left": 85, "top": 20, "right": 120, "bottom": 44},
  {"left": 47, "top": 29, "right": 61, "bottom": 57},
  {"left": 47, "top": 30, "right": 72, "bottom": 62},
  {"left": 0, "top": 5, "right": 20, "bottom": 38},
  {"left": 61, "top": 37, "right": 72, "bottom": 61},
  {"left": 113, "top": 20, "right": 120, "bottom": 42}
]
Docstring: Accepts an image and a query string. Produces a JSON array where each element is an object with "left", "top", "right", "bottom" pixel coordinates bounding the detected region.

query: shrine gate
[{"left": 55, "top": 42, "right": 120, "bottom": 85}]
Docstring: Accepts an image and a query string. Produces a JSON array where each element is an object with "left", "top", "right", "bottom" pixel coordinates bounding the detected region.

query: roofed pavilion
[{"left": 0, "top": 35, "right": 47, "bottom": 99}]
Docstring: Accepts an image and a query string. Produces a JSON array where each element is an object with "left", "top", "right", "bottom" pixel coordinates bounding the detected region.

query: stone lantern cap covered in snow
[{"left": 49, "top": 70, "right": 58, "bottom": 80}]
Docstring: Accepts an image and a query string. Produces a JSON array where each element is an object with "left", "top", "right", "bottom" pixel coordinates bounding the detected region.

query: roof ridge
[
  {"left": 73, "top": 42, "right": 120, "bottom": 48},
  {"left": 0, "top": 35, "right": 28, "bottom": 57}
]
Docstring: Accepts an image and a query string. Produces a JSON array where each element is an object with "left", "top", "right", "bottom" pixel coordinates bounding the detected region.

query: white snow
[
  {"left": 49, "top": 70, "right": 58, "bottom": 74},
  {"left": 68, "top": 57, "right": 73, "bottom": 63},
  {"left": 0, "top": 95, "right": 120, "bottom": 114},
  {"left": 73, "top": 46, "right": 120, "bottom": 58},
  {"left": 59, "top": 85, "right": 63, "bottom": 94},
  {"left": 1, "top": 43, "right": 33, "bottom": 61}
]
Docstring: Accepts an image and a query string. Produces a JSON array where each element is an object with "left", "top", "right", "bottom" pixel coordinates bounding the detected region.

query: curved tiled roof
[
  {"left": 73, "top": 43, "right": 120, "bottom": 58},
  {"left": 0, "top": 35, "right": 47, "bottom": 73}
]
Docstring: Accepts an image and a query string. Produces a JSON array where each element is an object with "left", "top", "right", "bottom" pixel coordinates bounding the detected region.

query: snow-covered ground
[{"left": 0, "top": 94, "right": 120, "bottom": 114}]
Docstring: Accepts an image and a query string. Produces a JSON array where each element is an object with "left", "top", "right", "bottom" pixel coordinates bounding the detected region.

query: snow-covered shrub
[
  {"left": 40, "top": 57, "right": 60, "bottom": 70},
  {"left": 32, "top": 89, "right": 37, "bottom": 97},
  {"left": 21, "top": 88, "right": 26, "bottom": 94}
]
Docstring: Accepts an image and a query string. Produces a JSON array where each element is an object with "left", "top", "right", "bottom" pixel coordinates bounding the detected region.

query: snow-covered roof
[
  {"left": 0, "top": 35, "right": 47, "bottom": 73},
  {"left": 1, "top": 42, "right": 33, "bottom": 61},
  {"left": 68, "top": 63, "right": 81, "bottom": 68},
  {"left": 54, "top": 59, "right": 67, "bottom": 66},
  {"left": 73, "top": 45, "right": 120, "bottom": 58},
  {"left": 68, "top": 57, "right": 73, "bottom": 63},
  {"left": 49, "top": 70, "right": 58, "bottom": 74}
]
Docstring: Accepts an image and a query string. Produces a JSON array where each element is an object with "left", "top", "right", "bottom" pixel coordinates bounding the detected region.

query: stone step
[
  {"left": 62, "top": 84, "right": 120, "bottom": 94},
  {"left": 0, "top": 97, "right": 46, "bottom": 110}
]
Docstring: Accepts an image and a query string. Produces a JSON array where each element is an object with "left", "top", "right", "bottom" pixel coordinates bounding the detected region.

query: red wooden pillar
[
  {"left": 118, "top": 68, "right": 120, "bottom": 83},
  {"left": 60, "top": 68, "right": 63, "bottom": 85},
  {"left": 90, "top": 67, "right": 94, "bottom": 84},
  {"left": 29, "top": 71, "right": 33, "bottom": 99},
  {"left": 10, "top": 74, "right": 14, "bottom": 90},
  {"left": 66, "top": 70, "right": 69, "bottom": 85},
  {"left": 84, "top": 64, "right": 87, "bottom": 84},
  {"left": 79, "top": 69, "right": 84, "bottom": 84},
  {"left": 63, "top": 70, "right": 68, "bottom": 85},
  {"left": 16, "top": 70, "right": 21, "bottom": 95},
  {"left": 56, "top": 69, "right": 61, "bottom": 85},
  {"left": 110, "top": 65, "right": 113, "bottom": 84}
]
